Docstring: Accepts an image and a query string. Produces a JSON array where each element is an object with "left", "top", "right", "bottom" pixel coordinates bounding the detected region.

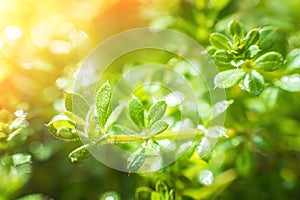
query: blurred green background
[{"left": 0, "top": 0, "right": 299, "bottom": 199}]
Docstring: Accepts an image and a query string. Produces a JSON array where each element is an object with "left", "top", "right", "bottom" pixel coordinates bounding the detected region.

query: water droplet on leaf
[
  {"left": 198, "top": 170, "right": 214, "bottom": 186},
  {"left": 197, "top": 138, "right": 211, "bottom": 157}
]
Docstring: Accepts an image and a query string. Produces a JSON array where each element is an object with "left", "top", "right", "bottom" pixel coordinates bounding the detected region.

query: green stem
[{"left": 91, "top": 129, "right": 203, "bottom": 146}]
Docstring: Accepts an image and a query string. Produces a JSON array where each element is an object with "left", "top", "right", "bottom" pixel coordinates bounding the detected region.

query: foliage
[
  {"left": 0, "top": 109, "right": 33, "bottom": 200},
  {"left": 1, "top": 0, "right": 300, "bottom": 200}
]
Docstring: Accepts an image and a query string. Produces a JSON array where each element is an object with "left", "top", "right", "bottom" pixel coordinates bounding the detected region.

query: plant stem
[{"left": 91, "top": 129, "right": 202, "bottom": 145}]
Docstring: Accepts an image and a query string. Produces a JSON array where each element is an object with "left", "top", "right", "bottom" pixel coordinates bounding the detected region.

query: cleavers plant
[
  {"left": 0, "top": 0, "right": 299, "bottom": 199},
  {"left": 48, "top": 79, "right": 231, "bottom": 173},
  {"left": 46, "top": 18, "right": 300, "bottom": 199}
]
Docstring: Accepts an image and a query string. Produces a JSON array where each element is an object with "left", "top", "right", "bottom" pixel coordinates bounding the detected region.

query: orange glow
[{"left": 0, "top": 0, "right": 131, "bottom": 111}]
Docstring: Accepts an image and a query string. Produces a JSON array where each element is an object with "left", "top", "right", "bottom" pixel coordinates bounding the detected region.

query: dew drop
[
  {"left": 198, "top": 170, "right": 214, "bottom": 186},
  {"left": 197, "top": 137, "right": 211, "bottom": 157},
  {"left": 212, "top": 99, "right": 234, "bottom": 117},
  {"left": 206, "top": 126, "right": 228, "bottom": 138}
]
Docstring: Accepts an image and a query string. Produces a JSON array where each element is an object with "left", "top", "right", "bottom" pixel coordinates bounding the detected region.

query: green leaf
[
  {"left": 145, "top": 140, "right": 160, "bottom": 156},
  {"left": 9, "top": 114, "right": 26, "bottom": 131},
  {"left": 155, "top": 181, "right": 169, "bottom": 200},
  {"left": 286, "top": 48, "right": 300, "bottom": 70},
  {"left": 245, "top": 45, "right": 260, "bottom": 59},
  {"left": 240, "top": 70, "right": 265, "bottom": 95},
  {"left": 52, "top": 119, "right": 75, "bottom": 129},
  {"left": 129, "top": 97, "right": 145, "bottom": 127},
  {"left": 214, "top": 60, "right": 234, "bottom": 70},
  {"left": 209, "top": 33, "right": 231, "bottom": 50},
  {"left": 7, "top": 127, "right": 23, "bottom": 141},
  {"left": 230, "top": 59, "right": 245, "bottom": 68},
  {"left": 127, "top": 146, "right": 146, "bottom": 172},
  {"left": 279, "top": 74, "right": 300, "bottom": 92},
  {"left": 151, "top": 192, "right": 160, "bottom": 200},
  {"left": 96, "top": 82, "right": 112, "bottom": 129},
  {"left": 65, "top": 93, "right": 72, "bottom": 111},
  {"left": 104, "top": 104, "right": 125, "bottom": 132},
  {"left": 46, "top": 116, "right": 79, "bottom": 141},
  {"left": 214, "top": 69, "right": 245, "bottom": 89},
  {"left": 17, "top": 194, "right": 46, "bottom": 200},
  {"left": 207, "top": 46, "right": 216, "bottom": 56},
  {"left": 57, "top": 127, "right": 77, "bottom": 140},
  {"left": 260, "top": 86, "right": 280, "bottom": 110},
  {"left": 244, "top": 98, "right": 266, "bottom": 113},
  {"left": 12, "top": 153, "right": 32, "bottom": 166},
  {"left": 229, "top": 19, "right": 244, "bottom": 40},
  {"left": 258, "top": 26, "right": 288, "bottom": 56},
  {"left": 47, "top": 123, "right": 79, "bottom": 141},
  {"left": 65, "top": 92, "right": 90, "bottom": 119},
  {"left": 149, "top": 120, "right": 168, "bottom": 137},
  {"left": 68, "top": 145, "right": 91, "bottom": 163},
  {"left": 135, "top": 187, "right": 152, "bottom": 199},
  {"left": 108, "top": 124, "right": 138, "bottom": 135},
  {"left": 148, "top": 101, "right": 167, "bottom": 126},
  {"left": 244, "top": 28, "right": 260, "bottom": 47},
  {"left": 236, "top": 147, "right": 253, "bottom": 177},
  {"left": 63, "top": 111, "right": 85, "bottom": 124},
  {"left": 254, "top": 52, "right": 283, "bottom": 71},
  {"left": 213, "top": 50, "right": 233, "bottom": 63}
]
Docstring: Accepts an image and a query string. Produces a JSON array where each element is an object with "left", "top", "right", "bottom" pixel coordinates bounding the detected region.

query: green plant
[
  {"left": 48, "top": 79, "right": 231, "bottom": 171},
  {"left": 47, "top": 15, "right": 300, "bottom": 198},
  {"left": 210, "top": 20, "right": 300, "bottom": 97},
  {"left": 1, "top": 0, "right": 300, "bottom": 199},
  {"left": 0, "top": 109, "right": 48, "bottom": 200}
]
